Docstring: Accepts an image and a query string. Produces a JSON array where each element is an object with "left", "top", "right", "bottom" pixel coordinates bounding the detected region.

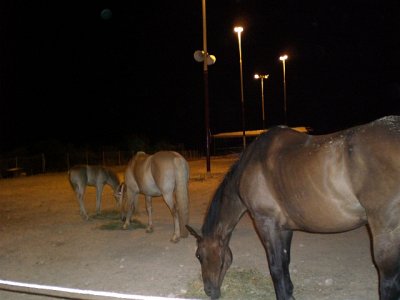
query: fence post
[
  {"left": 42, "top": 153, "right": 46, "bottom": 173},
  {"left": 66, "top": 153, "right": 70, "bottom": 171}
]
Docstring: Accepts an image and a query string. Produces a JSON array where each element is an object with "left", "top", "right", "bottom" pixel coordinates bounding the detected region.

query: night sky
[{"left": 1, "top": 1, "right": 400, "bottom": 153}]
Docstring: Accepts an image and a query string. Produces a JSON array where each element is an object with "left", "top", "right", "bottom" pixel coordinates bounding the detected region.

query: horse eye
[{"left": 196, "top": 253, "right": 202, "bottom": 262}]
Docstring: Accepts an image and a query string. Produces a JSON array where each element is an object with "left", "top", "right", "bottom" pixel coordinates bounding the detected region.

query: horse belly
[
  {"left": 127, "top": 173, "right": 162, "bottom": 197},
  {"left": 135, "top": 174, "right": 162, "bottom": 197},
  {"left": 140, "top": 185, "right": 162, "bottom": 197},
  {"left": 86, "top": 167, "right": 107, "bottom": 186},
  {"left": 242, "top": 165, "right": 367, "bottom": 232},
  {"left": 279, "top": 148, "right": 367, "bottom": 232},
  {"left": 291, "top": 200, "right": 366, "bottom": 232},
  {"left": 282, "top": 181, "right": 367, "bottom": 232}
]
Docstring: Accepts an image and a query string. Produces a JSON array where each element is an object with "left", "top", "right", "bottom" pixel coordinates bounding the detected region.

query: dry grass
[
  {"left": 184, "top": 267, "right": 276, "bottom": 299},
  {"left": 91, "top": 210, "right": 120, "bottom": 220},
  {"left": 92, "top": 210, "right": 146, "bottom": 230}
]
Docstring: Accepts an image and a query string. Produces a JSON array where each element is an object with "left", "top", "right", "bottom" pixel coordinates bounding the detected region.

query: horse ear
[
  {"left": 115, "top": 183, "right": 126, "bottom": 202},
  {"left": 120, "top": 182, "right": 126, "bottom": 193},
  {"left": 116, "top": 183, "right": 123, "bottom": 195},
  {"left": 186, "top": 225, "right": 202, "bottom": 241}
]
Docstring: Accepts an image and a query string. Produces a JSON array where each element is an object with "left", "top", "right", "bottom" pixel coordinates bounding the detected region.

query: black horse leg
[
  {"left": 281, "top": 229, "right": 294, "bottom": 296},
  {"left": 254, "top": 218, "right": 295, "bottom": 300},
  {"left": 370, "top": 228, "right": 400, "bottom": 300}
]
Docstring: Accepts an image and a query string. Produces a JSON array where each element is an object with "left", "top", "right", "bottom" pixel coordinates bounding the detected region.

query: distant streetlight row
[
  {"left": 254, "top": 74, "right": 269, "bottom": 130},
  {"left": 196, "top": 5, "right": 289, "bottom": 169},
  {"left": 254, "top": 55, "right": 288, "bottom": 131},
  {"left": 279, "top": 54, "right": 288, "bottom": 126},
  {"left": 233, "top": 26, "right": 289, "bottom": 151},
  {"left": 233, "top": 26, "right": 246, "bottom": 149}
]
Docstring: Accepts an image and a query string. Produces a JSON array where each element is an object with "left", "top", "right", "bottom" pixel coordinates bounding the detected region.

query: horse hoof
[
  {"left": 170, "top": 236, "right": 180, "bottom": 243},
  {"left": 122, "top": 224, "right": 128, "bottom": 230},
  {"left": 146, "top": 227, "right": 154, "bottom": 233}
]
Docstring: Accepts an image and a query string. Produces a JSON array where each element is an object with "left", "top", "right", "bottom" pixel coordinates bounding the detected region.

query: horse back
[
  {"left": 69, "top": 165, "right": 109, "bottom": 187},
  {"left": 238, "top": 116, "right": 400, "bottom": 232},
  {"left": 68, "top": 165, "right": 88, "bottom": 187},
  {"left": 125, "top": 151, "right": 186, "bottom": 196},
  {"left": 342, "top": 117, "right": 400, "bottom": 212}
]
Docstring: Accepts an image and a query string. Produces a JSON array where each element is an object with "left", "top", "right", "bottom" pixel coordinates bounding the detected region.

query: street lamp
[
  {"left": 234, "top": 26, "right": 246, "bottom": 150},
  {"left": 279, "top": 54, "right": 288, "bottom": 125},
  {"left": 193, "top": 0, "right": 216, "bottom": 174},
  {"left": 254, "top": 74, "right": 269, "bottom": 130}
]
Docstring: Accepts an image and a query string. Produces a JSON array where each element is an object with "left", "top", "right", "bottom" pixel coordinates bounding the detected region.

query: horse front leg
[
  {"left": 75, "top": 186, "right": 89, "bottom": 220},
  {"left": 254, "top": 217, "right": 295, "bottom": 300},
  {"left": 144, "top": 195, "right": 154, "bottom": 233},
  {"left": 163, "top": 193, "right": 180, "bottom": 243},
  {"left": 95, "top": 185, "right": 104, "bottom": 215}
]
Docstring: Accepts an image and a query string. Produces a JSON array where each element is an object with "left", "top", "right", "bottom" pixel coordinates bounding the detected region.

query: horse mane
[
  {"left": 201, "top": 158, "right": 241, "bottom": 236},
  {"left": 106, "top": 168, "right": 120, "bottom": 186}
]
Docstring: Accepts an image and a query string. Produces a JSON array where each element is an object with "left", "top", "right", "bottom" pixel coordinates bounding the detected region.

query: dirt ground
[{"left": 0, "top": 155, "right": 379, "bottom": 300}]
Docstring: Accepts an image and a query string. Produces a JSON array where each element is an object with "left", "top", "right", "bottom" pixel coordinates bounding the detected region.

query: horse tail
[{"left": 173, "top": 155, "right": 190, "bottom": 238}]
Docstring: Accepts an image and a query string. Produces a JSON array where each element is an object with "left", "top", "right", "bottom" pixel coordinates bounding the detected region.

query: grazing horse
[
  {"left": 118, "top": 151, "right": 190, "bottom": 243},
  {"left": 68, "top": 165, "right": 123, "bottom": 220},
  {"left": 187, "top": 115, "right": 400, "bottom": 300}
]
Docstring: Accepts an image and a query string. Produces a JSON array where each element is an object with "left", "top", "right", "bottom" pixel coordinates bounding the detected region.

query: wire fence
[{"left": 0, "top": 149, "right": 202, "bottom": 178}]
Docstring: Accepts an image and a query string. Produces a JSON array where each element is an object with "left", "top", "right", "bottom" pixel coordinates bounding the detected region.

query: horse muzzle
[{"left": 204, "top": 283, "right": 220, "bottom": 299}]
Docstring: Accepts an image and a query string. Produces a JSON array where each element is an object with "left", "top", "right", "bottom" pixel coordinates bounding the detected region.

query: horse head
[
  {"left": 186, "top": 225, "right": 232, "bottom": 299},
  {"left": 114, "top": 183, "right": 125, "bottom": 207},
  {"left": 114, "top": 183, "right": 128, "bottom": 222}
]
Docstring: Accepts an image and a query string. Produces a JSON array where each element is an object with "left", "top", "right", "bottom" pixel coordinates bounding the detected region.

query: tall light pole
[
  {"left": 279, "top": 54, "right": 288, "bottom": 125},
  {"left": 234, "top": 26, "right": 246, "bottom": 150},
  {"left": 254, "top": 74, "right": 269, "bottom": 130},
  {"left": 193, "top": 0, "right": 216, "bottom": 174}
]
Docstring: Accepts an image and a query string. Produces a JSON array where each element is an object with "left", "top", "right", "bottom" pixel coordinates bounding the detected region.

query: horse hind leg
[
  {"left": 122, "top": 193, "right": 139, "bottom": 230},
  {"left": 173, "top": 156, "right": 190, "bottom": 238},
  {"left": 163, "top": 193, "right": 180, "bottom": 243},
  {"left": 144, "top": 195, "right": 154, "bottom": 233},
  {"left": 370, "top": 225, "right": 400, "bottom": 300}
]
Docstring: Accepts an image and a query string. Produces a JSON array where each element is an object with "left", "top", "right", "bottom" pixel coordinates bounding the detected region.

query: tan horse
[
  {"left": 119, "top": 151, "right": 190, "bottom": 243},
  {"left": 68, "top": 165, "right": 123, "bottom": 220}
]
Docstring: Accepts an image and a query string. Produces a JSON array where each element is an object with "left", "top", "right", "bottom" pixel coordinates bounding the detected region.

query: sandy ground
[{"left": 0, "top": 155, "right": 379, "bottom": 300}]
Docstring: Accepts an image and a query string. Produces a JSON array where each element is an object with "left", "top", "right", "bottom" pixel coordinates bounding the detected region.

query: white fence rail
[{"left": 0, "top": 279, "right": 199, "bottom": 300}]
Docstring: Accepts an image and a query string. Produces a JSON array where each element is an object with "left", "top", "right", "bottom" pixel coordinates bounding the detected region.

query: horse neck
[
  {"left": 203, "top": 180, "right": 247, "bottom": 241},
  {"left": 106, "top": 171, "right": 120, "bottom": 191},
  {"left": 219, "top": 193, "right": 246, "bottom": 239}
]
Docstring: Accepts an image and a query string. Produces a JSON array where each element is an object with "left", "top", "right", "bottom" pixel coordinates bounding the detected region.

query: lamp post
[
  {"left": 279, "top": 54, "right": 288, "bottom": 125},
  {"left": 254, "top": 74, "right": 269, "bottom": 130},
  {"left": 234, "top": 26, "right": 246, "bottom": 150},
  {"left": 193, "top": 0, "right": 216, "bottom": 174}
]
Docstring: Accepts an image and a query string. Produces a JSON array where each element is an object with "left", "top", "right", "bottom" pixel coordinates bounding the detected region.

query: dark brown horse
[{"left": 187, "top": 115, "right": 400, "bottom": 300}]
